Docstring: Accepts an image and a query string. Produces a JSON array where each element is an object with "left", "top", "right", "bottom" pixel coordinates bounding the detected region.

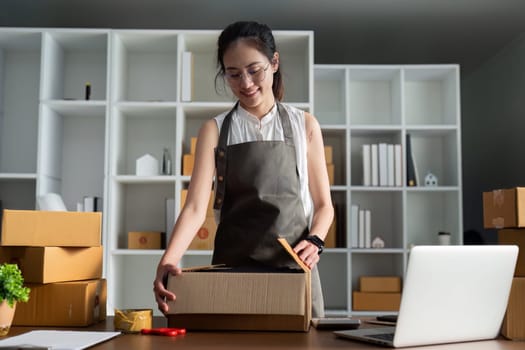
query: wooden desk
[{"left": 6, "top": 317, "right": 524, "bottom": 349}]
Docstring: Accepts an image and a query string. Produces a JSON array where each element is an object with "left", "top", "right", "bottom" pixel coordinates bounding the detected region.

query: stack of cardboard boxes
[
  {"left": 181, "top": 189, "right": 216, "bottom": 250},
  {"left": 0, "top": 209, "right": 106, "bottom": 326},
  {"left": 325, "top": 145, "right": 335, "bottom": 186},
  {"left": 483, "top": 187, "right": 525, "bottom": 340},
  {"left": 352, "top": 276, "right": 402, "bottom": 311}
]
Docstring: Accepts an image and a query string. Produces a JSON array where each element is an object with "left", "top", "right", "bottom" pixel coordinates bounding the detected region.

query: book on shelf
[
  {"left": 387, "top": 144, "right": 395, "bottom": 187},
  {"left": 364, "top": 209, "right": 371, "bottom": 248},
  {"left": 406, "top": 133, "right": 419, "bottom": 186},
  {"left": 362, "top": 143, "right": 402, "bottom": 187},
  {"left": 181, "top": 51, "right": 194, "bottom": 102},
  {"left": 378, "top": 143, "right": 388, "bottom": 187},
  {"left": 350, "top": 204, "right": 359, "bottom": 248},
  {"left": 358, "top": 209, "right": 365, "bottom": 248},
  {"left": 371, "top": 144, "right": 378, "bottom": 186},
  {"left": 394, "top": 144, "right": 403, "bottom": 187},
  {"left": 82, "top": 196, "right": 102, "bottom": 212},
  {"left": 362, "top": 144, "right": 371, "bottom": 186}
]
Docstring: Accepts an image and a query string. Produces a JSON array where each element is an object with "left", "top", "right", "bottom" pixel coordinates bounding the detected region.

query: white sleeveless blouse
[{"left": 213, "top": 103, "right": 313, "bottom": 226}]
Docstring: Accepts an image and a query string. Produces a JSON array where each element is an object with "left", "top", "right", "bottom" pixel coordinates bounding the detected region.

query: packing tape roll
[{"left": 114, "top": 308, "right": 152, "bottom": 333}]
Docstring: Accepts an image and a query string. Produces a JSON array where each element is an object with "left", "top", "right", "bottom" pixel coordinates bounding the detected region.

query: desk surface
[{"left": 6, "top": 317, "right": 524, "bottom": 350}]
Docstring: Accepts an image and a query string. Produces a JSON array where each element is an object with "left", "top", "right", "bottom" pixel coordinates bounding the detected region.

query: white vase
[{"left": 0, "top": 300, "right": 16, "bottom": 336}]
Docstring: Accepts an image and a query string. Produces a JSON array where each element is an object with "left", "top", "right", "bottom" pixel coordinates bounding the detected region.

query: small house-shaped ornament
[
  {"left": 424, "top": 172, "right": 438, "bottom": 187},
  {"left": 136, "top": 154, "right": 159, "bottom": 176}
]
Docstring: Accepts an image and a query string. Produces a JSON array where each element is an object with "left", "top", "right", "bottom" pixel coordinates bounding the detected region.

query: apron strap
[{"left": 213, "top": 101, "right": 294, "bottom": 210}]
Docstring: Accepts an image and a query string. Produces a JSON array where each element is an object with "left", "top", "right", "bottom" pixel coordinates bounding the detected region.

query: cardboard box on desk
[
  {"left": 483, "top": 188, "right": 525, "bottom": 229},
  {"left": 1, "top": 209, "right": 101, "bottom": 246},
  {"left": 0, "top": 246, "right": 102, "bottom": 283},
  {"left": 501, "top": 277, "right": 525, "bottom": 340},
  {"left": 13, "top": 279, "right": 107, "bottom": 327},
  {"left": 166, "top": 238, "right": 311, "bottom": 331}
]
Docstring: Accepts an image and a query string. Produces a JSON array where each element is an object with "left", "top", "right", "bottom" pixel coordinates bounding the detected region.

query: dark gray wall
[
  {"left": 3, "top": 0, "right": 525, "bottom": 241},
  {"left": 462, "top": 34, "right": 525, "bottom": 242}
]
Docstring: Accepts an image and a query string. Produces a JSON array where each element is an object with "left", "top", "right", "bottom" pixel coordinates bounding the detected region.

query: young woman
[{"left": 153, "top": 21, "right": 333, "bottom": 318}]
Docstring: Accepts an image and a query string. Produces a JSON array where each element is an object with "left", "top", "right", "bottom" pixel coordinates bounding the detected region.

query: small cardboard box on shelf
[
  {"left": 0, "top": 246, "right": 102, "bottom": 283},
  {"left": 0, "top": 210, "right": 102, "bottom": 247},
  {"left": 360, "top": 276, "right": 402, "bottom": 293},
  {"left": 127, "top": 231, "right": 165, "bottom": 249},
  {"left": 166, "top": 238, "right": 311, "bottom": 331},
  {"left": 352, "top": 291, "right": 401, "bottom": 311},
  {"left": 483, "top": 187, "right": 525, "bottom": 229}
]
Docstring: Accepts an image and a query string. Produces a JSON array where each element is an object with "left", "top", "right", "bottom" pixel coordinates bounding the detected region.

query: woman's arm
[
  {"left": 153, "top": 118, "right": 219, "bottom": 313},
  {"left": 293, "top": 111, "right": 334, "bottom": 268}
]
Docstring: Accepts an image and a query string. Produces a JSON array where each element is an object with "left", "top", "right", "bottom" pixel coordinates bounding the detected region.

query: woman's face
[{"left": 222, "top": 40, "right": 278, "bottom": 116}]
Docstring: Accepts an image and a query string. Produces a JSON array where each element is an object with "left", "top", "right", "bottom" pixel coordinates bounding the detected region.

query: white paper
[{"left": 0, "top": 330, "right": 120, "bottom": 350}]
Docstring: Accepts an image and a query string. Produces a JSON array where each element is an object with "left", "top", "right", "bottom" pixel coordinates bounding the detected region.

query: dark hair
[{"left": 215, "top": 21, "right": 284, "bottom": 101}]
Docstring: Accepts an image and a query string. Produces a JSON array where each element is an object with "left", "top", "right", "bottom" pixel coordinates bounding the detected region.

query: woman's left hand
[{"left": 293, "top": 240, "right": 320, "bottom": 269}]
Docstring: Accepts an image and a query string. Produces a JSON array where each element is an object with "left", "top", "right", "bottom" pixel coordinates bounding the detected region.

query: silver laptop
[{"left": 335, "top": 245, "right": 518, "bottom": 348}]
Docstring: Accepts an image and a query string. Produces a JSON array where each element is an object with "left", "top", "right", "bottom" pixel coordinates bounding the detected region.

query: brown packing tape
[{"left": 114, "top": 309, "right": 152, "bottom": 333}]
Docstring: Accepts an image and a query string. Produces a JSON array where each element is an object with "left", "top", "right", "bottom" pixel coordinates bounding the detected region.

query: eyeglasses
[{"left": 223, "top": 63, "right": 271, "bottom": 84}]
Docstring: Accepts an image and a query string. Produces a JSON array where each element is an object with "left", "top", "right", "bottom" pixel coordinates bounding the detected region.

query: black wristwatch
[{"left": 305, "top": 235, "right": 325, "bottom": 255}]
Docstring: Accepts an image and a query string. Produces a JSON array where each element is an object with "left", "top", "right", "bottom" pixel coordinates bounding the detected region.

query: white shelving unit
[
  {"left": 314, "top": 64, "right": 463, "bottom": 316},
  {"left": 0, "top": 28, "right": 312, "bottom": 315},
  {"left": 0, "top": 27, "right": 461, "bottom": 318}
]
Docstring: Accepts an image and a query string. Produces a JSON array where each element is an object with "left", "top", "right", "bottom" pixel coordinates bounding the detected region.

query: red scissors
[{"left": 141, "top": 328, "right": 186, "bottom": 336}]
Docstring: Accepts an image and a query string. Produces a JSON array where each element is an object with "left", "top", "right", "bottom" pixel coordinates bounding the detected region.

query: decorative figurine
[{"left": 424, "top": 172, "right": 438, "bottom": 187}]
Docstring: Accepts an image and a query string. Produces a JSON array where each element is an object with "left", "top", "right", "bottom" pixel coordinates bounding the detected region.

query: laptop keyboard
[{"left": 368, "top": 333, "right": 395, "bottom": 342}]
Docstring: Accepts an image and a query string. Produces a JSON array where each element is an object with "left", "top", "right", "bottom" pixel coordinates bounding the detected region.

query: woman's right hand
[{"left": 153, "top": 262, "right": 182, "bottom": 314}]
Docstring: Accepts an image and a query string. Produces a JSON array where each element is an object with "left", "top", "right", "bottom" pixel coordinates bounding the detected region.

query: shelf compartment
[
  {"left": 109, "top": 182, "right": 175, "bottom": 250},
  {"left": 274, "top": 32, "right": 312, "bottom": 104},
  {"left": 406, "top": 129, "right": 459, "bottom": 187},
  {"left": 318, "top": 252, "right": 349, "bottom": 311},
  {"left": 350, "top": 252, "right": 405, "bottom": 296},
  {"left": 108, "top": 255, "right": 160, "bottom": 315},
  {"left": 330, "top": 190, "right": 348, "bottom": 248},
  {"left": 181, "top": 32, "right": 234, "bottom": 103},
  {"left": 112, "top": 31, "right": 179, "bottom": 102},
  {"left": 180, "top": 104, "right": 230, "bottom": 156},
  {"left": 405, "top": 190, "right": 461, "bottom": 246},
  {"left": 350, "top": 190, "right": 403, "bottom": 249},
  {"left": 41, "top": 30, "right": 108, "bottom": 101},
  {"left": 403, "top": 65, "right": 459, "bottom": 126},
  {"left": 0, "top": 31, "right": 41, "bottom": 174},
  {"left": 0, "top": 178, "right": 36, "bottom": 209},
  {"left": 314, "top": 66, "right": 347, "bottom": 125},
  {"left": 38, "top": 104, "right": 106, "bottom": 211},
  {"left": 350, "top": 129, "right": 402, "bottom": 187},
  {"left": 112, "top": 104, "right": 177, "bottom": 176},
  {"left": 323, "top": 129, "right": 347, "bottom": 186},
  {"left": 348, "top": 67, "right": 402, "bottom": 126}
]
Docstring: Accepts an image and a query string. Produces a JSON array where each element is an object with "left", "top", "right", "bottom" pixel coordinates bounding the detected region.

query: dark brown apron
[{"left": 212, "top": 102, "right": 325, "bottom": 317}]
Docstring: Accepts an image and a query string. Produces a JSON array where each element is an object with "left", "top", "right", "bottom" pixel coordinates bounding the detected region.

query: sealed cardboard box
[
  {"left": 352, "top": 291, "right": 401, "bottom": 311},
  {"left": 501, "top": 277, "right": 525, "bottom": 340},
  {"left": 166, "top": 238, "right": 311, "bottom": 331},
  {"left": 187, "top": 217, "right": 216, "bottom": 250},
  {"left": 128, "top": 231, "right": 165, "bottom": 249},
  {"left": 327, "top": 163, "right": 335, "bottom": 185},
  {"left": 324, "top": 145, "right": 333, "bottom": 164},
  {"left": 13, "top": 279, "right": 107, "bottom": 326},
  {"left": 180, "top": 189, "right": 214, "bottom": 216},
  {"left": 1, "top": 210, "right": 101, "bottom": 247},
  {"left": 182, "top": 154, "right": 194, "bottom": 176},
  {"left": 360, "top": 276, "right": 402, "bottom": 293},
  {"left": 498, "top": 229, "right": 525, "bottom": 277},
  {"left": 0, "top": 246, "right": 102, "bottom": 283},
  {"left": 483, "top": 188, "right": 525, "bottom": 229}
]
